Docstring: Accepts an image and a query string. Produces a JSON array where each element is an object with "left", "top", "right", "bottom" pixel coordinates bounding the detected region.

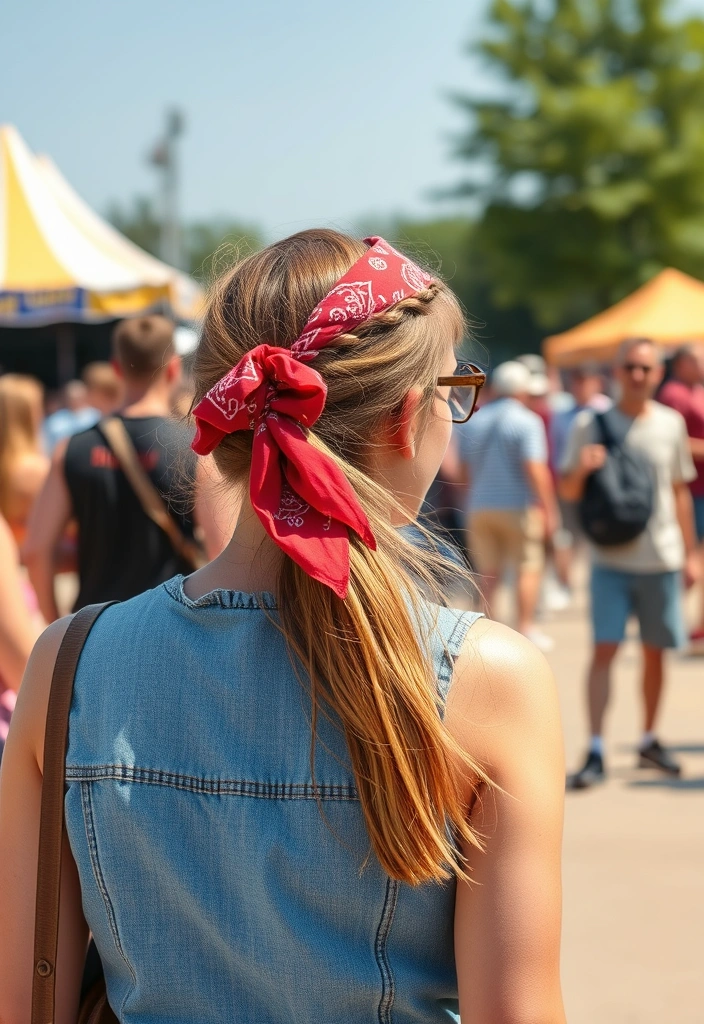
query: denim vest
[{"left": 65, "top": 575, "right": 481, "bottom": 1023}]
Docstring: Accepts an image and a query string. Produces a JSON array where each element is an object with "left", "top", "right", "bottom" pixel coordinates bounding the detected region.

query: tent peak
[
  {"left": 648, "top": 266, "right": 702, "bottom": 285},
  {"left": 0, "top": 124, "right": 203, "bottom": 325},
  {"left": 543, "top": 265, "right": 704, "bottom": 367}
]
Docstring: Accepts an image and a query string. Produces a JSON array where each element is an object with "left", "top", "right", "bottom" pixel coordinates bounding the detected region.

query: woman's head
[
  {"left": 0, "top": 374, "right": 44, "bottom": 440},
  {"left": 192, "top": 230, "right": 488, "bottom": 885},
  {"left": 193, "top": 229, "right": 463, "bottom": 520},
  {"left": 0, "top": 375, "right": 44, "bottom": 519},
  {"left": 0, "top": 377, "right": 41, "bottom": 454}
]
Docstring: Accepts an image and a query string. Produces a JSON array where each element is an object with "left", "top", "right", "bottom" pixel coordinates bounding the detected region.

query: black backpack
[{"left": 578, "top": 410, "right": 655, "bottom": 547}]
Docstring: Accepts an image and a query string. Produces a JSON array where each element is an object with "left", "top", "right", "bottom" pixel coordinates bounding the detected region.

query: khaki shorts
[{"left": 467, "top": 507, "right": 545, "bottom": 576}]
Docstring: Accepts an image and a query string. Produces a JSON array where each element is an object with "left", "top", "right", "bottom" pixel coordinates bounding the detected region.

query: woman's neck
[{"left": 184, "top": 499, "right": 281, "bottom": 599}]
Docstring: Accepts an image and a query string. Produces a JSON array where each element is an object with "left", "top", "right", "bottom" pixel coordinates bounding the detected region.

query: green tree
[
  {"left": 454, "top": 0, "right": 704, "bottom": 329},
  {"left": 107, "top": 196, "right": 161, "bottom": 259},
  {"left": 107, "top": 199, "right": 261, "bottom": 279},
  {"left": 184, "top": 219, "right": 261, "bottom": 283},
  {"left": 361, "top": 215, "right": 542, "bottom": 361}
]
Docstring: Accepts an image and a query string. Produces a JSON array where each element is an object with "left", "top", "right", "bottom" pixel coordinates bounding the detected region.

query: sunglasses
[
  {"left": 437, "top": 361, "right": 487, "bottom": 423},
  {"left": 622, "top": 362, "right": 656, "bottom": 374}
]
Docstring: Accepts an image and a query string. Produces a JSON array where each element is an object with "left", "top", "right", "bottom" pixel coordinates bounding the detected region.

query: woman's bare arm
[
  {"left": 446, "top": 619, "right": 566, "bottom": 1024},
  {"left": 0, "top": 515, "right": 42, "bottom": 691},
  {"left": 0, "top": 616, "right": 88, "bottom": 1024},
  {"left": 23, "top": 444, "right": 73, "bottom": 624}
]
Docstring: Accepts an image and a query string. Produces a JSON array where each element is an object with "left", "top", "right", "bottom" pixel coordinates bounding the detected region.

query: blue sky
[
  {"left": 5, "top": 1, "right": 704, "bottom": 241},
  {"left": 2, "top": 0, "right": 494, "bottom": 239}
]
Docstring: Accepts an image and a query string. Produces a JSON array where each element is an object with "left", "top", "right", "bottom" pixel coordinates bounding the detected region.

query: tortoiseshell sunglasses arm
[
  {"left": 436, "top": 370, "right": 487, "bottom": 388},
  {"left": 436, "top": 364, "right": 487, "bottom": 424}
]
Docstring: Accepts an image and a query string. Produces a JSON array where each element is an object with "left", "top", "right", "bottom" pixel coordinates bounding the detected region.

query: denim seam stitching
[
  {"left": 68, "top": 765, "right": 358, "bottom": 800},
  {"left": 80, "top": 782, "right": 137, "bottom": 1013},
  {"left": 374, "top": 876, "right": 398, "bottom": 1024},
  {"left": 438, "top": 611, "right": 479, "bottom": 709},
  {"left": 447, "top": 610, "right": 476, "bottom": 659},
  {"left": 436, "top": 615, "right": 459, "bottom": 690}
]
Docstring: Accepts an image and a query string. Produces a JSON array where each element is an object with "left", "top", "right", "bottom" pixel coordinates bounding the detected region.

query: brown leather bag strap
[
  {"left": 100, "top": 417, "right": 204, "bottom": 571},
  {"left": 32, "top": 602, "right": 116, "bottom": 1024}
]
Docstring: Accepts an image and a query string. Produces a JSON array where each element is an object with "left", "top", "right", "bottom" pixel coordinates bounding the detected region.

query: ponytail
[{"left": 278, "top": 463, "right": 489, "bottom": 885}]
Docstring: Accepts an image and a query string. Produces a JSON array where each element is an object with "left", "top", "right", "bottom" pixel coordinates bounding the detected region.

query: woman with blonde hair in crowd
[
  {"left": 0, "top": 376, "right": 46, "bottom": 757},
  {"left": 0, "top": 374, "right": 49, "bottom": 547},
  {"left": 0, "top": 373, "right": 45, "bottom": 435},
  {"left": 0, "top": 231, "right": 565, "bottom": 1023}
]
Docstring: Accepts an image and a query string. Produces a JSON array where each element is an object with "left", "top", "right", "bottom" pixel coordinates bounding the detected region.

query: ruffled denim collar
[{"left": 163, "top": 574, "right": 278, "bottom": 610}]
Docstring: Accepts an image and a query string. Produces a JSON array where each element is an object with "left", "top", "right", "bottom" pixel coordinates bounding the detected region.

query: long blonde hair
[
  {"left": 192, "top": 229, "right": 490, "bottom": 885},
  {"left": 0, "top": 375, "right": 44, "bottom": 520}
]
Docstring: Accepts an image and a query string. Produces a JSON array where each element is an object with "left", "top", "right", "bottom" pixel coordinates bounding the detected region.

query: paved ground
[{"left": 508, "top": 580, "right": 704, "bottom": 1024}]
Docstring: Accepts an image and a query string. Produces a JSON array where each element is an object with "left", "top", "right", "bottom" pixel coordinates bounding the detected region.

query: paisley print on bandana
[
  {"left": 191, "top": 237, "right": 433, "bottom": 598},
  {"left": 274, "top": 485, "right": 311, "bottom": 529}
]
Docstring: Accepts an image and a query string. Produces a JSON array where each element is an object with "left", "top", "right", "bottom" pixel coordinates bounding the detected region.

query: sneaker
[
  {"left": 522, "top": 628, "right": 555, "bottom": 652},
  {"left": 638, "top": 739, "right": 682, "bottom": 776},
  {"left": 542, "top": 583, "right": 572, "bottom": 613},
  {"left": 568, "top": 750, "right": 605, "bottom": 790}
]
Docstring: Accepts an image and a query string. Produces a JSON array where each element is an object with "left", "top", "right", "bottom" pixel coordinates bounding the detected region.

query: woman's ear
[{"left": 394, "top": 387, "right": 424, "bottom": 461}]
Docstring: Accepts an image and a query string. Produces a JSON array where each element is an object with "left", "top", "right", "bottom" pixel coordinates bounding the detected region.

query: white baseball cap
[
  {"left": 516, "top": 353, "right": 547, "bottom": 375},
  {"left": 527, "top": 373, "right": 550, "bottom": 397},
  {"left": 491, "top": 361, "right": 532, "bottom": 397}
]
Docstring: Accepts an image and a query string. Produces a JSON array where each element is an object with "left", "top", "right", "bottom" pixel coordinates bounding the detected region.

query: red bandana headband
[{"left": 191, "top": 237, "right": 433, "bottom": 598}]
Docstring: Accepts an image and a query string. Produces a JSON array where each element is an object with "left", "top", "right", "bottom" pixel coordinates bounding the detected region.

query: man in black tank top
[{"left": 25, "top": 316, "right": 200, "bottom": 619}]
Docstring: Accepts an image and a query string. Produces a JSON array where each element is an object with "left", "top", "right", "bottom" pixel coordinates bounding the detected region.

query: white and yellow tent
[{"left": 0, "top": 124, "right": 202, "bottom": 326}]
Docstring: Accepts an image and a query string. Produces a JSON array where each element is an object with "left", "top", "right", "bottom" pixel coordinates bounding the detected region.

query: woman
[
  {"left": 0, "top": 231, "right": 565, "bottom": 1023},
  {"left": 0, "top": 373, "right": 45, "bottom": 437},
  {"left": 0, "top": 374, "right": 49, "bottom": 547}
]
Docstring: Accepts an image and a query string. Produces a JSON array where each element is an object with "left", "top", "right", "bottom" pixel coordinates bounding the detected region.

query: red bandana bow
[{"left": 192, "top": 237, "right": 433, "bottom": 598}]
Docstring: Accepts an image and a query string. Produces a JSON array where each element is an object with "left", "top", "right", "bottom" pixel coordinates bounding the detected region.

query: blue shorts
[
  {"left": 590, "top": 565, "right": 685, "bottom": 649},
  {"left": 693, "top": 495, "right": 704, "bottom": 542}
]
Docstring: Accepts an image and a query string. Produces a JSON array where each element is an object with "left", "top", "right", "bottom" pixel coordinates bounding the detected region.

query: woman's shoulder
[
  {"left": 9, "top": 587, "right": 169, "bottom": 769},
  {"left": 453, "top": 617, "right": 557, "bottom": 720},
  {"left": 445, "top": 618, "right": 562, "bottom": 783},
  {"left": 6, "top": 451, "right": 49, "bottom": 504},
  {"left": 457, "top": 615, "right": 551, "bottom": 674},
  {"left": 10, "top": 449, "right": 49, "bottom": 480},
  {"left": 10, "top": 615, "right": 74, "bottom": 771}
]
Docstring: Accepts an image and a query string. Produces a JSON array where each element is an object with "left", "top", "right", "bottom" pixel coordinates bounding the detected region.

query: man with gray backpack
[{"left": 560, "top": 337, "right": 699, "bottom": 788}]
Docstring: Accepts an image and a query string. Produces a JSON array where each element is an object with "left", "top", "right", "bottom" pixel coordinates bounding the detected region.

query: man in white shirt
[{"left": 560, "top": 338, "right": 698, "bottom": 787}]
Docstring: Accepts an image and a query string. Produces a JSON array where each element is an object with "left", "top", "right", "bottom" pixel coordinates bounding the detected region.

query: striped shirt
[{"left": 456, "top": 397, "right": 547, "bottom": 513}]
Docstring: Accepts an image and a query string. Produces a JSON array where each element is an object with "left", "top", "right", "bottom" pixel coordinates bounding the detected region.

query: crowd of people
[
  {"left": 0, "top": 316, "right": 238, "bottom": 760},
  {"left": 0, "top": 229, "right": 702, "bottom": 1021},
  {"left": 440, "top": 338, "right": 704, "bottom": 789},
  {"left": 5, "top": 319, "right": 699, "bottom": 782}
]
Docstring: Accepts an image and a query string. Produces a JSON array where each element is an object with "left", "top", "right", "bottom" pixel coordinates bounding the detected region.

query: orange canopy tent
[{"left": 542, "top": 268, "right": 704, "bottom": 367}]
